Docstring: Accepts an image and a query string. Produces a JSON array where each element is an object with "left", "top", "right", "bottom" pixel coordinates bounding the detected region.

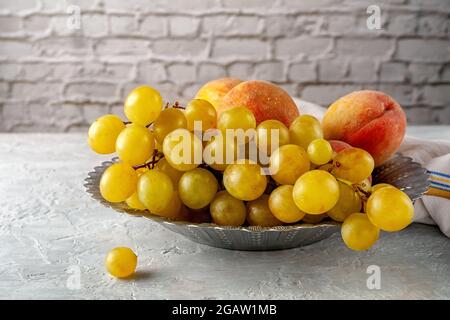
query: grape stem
[
  {"left": 354, "top": 185, "right": 372, "bottom": 202},
  {"left": 133, "top": 150, "right": 164, "bottom": 170},
  {"left": 165, "top": 101, "right": 184, "bottom": 110}
]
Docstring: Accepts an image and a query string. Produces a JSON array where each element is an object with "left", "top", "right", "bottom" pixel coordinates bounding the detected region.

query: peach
[
  {"left": 219, "top": 80, "right": 299, "bottom": 127},
  {"left": 195, "top": 77, "right": 242, "bottom": 111},
  {"left": 322, "top": 90, "right": 406, "bottom": 165}
]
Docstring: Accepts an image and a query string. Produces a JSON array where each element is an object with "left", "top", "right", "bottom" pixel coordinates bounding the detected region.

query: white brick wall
[{"left": 0, "top": 0, "right": 449, "bottom": 131}]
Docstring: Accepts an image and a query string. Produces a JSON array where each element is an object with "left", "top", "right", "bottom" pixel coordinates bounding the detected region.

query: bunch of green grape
[{"left": 89, "top": 86, "right": 414, "bottom": 252}]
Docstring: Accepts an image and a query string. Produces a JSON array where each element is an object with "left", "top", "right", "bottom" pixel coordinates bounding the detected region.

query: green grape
[
  {"left": 185, "top": 99, "right": 217, "bottom": 132},
  {"left": 88, "top": 114, "right": 125, "bottom": 154},
  {"left": 105, "top": 247, "right": 137, "bottom": 278},
  {"left": 332, "top": 147, "right": 374, "bottom": 183},
  {"left": 269, "top": 185, "right": 306, "bottom": 223},
  {"left": 307, "top": 139, "right": 333, "bottom": 165},
  {"left": 327, "top": 180, "right": 362, "bottom": 222},
  {"left": 153, "top": 108, "right": 187, "bottom": 144},
  {"left": 137, "top": 169, "right": 174, "bottom": 214},
  {"left": 223, "top": 159, "right": 267, "bottom": 201},
  {"left": 293, "top": 170, "right": 340, "bottom": 214},
  {"left": 341, "top": 213, "right": 379, "bottom": 251},
  {"left": 153, "top": 192, "right": 187, "bottom": 221},
  {"left": 100, "top": 163, "right": 138, "bottom": 203},
  {"left": 366, "top": 187, "right": 414, "bottom": 232},
  {"left": 124, "top": 86, "right": 163, "bottom": 126},
  {"left": 162, "top": 128, "right": 203, "bottom": 171},
  {"left": 269, "top": 144, "right": 310, "bottom": 185},
  {"left": 371, "top": 183, "right": 392, "bottom": 193},
  {"left": 115, "top": 124, "right": 155, "bottom": 166},
  {"left": 303, "top": 213, "right": 328, "bottom": 224},
  {"left": 256, "top": 119, "right": 290, "bottom": 156},
  {"left": 217, "top": 106, "right": 256, "bottom": 133},
  {"left": 126, "top": 192, "right": 146, "bottom": 210},
  {"left": 246, "top": 194, "right": 283, "bottom": 227},
  {"left": 178, "top": 168, "right": 218, "bottom": 209},
  {"left": 210, "top": 191, "right": 246, "bottom": 226},
  {"left": 203, "top": 132, "right": 239, "bottom": 171},
  {"left": 155, "top": 158, "right": 184, "bottom": 186},
  {"left": 289, "top": 115, "right": 323, "bottom": 149}
]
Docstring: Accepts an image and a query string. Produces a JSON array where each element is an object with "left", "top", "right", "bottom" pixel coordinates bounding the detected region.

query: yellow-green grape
[
  {"left": 162, "top": 128, "right": 203, "bottom": 171},
  {"left": 210, "top": 191, "right": 246, "bottom": 226},
  {"left": 288, "top": 115, "right": 323, "bottom": 149},
  {"left": 155, "top": 158, "right": 183, "bottom": 186},
  {"left": 185, "top": 99, "right": 217, "bottom": 131},
  {"left": 327, "top": 180, "right": 362, "bottom": 222},
  {"left": 332, "top": 147, "right": 374, "bottom": 183},
  {"left": 223, "top": 159, "right": 267, "bottom": 201},
  {"left": 137, "top": 169, "right": 174, "bottom": 214},
  {"left": 303, "top": 213, "right": 327, "bottom": 224},
  {"left": 341, "top": 213, "right": 380, "bottom": 251},
  {"left": 307, "top": 139, "right": 333, "bottom": 165},
  {"left": 246, "top": 194, "right": 283, "bottom": 227},
  {"left": 153, "top": 108, "right": 187, "bottom": 144},
  {"left": 270, "top": 144, "right": 310, "bottom": 185},
  {"left": 256, "top": 120, "right": 290, "bottom": 156},
  {"left": 153, "top": 192, "right": 187, "bottom": 221},
  {"left": 105, "top": 247, "right": 137, "bottom": 278},
  {"left": 217, "top": 106, "right": 256, "bottom": 133},
  {"left": 203, "top": 133, "right": 239, "bottom": 171},
  {"left": 366, "top": 187, "right": 414, "bottom": 232},
  {"left": 115, "top": 124, "right": 155, "bottom": 166},
  {"left": 293, "top": 170, "right": 340, "bottom": 215},
  {"left": 88, "top": 114, "right": 125, "bottom": 154},
  {"left": 371, "top": 183, "right": 393, "bottom": 193},
  {"left": 178, "top": 168, "right": 218, "bottom": 209},
  {"left": 269, "top": 185, "right": 306, "bottom": 223},
  {"left": 100, "top": 163, "right": 138, "bottom": 203},
  {"left": 124, "top": 86, "right": 163, "bottom": 126},
  {"left": 126, "top": 192, "right": 146, "bottom": 210}
]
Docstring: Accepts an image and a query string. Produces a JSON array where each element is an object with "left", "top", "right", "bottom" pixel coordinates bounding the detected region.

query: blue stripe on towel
[
  {"left": 428, "top": 170, "right": 450, "bottom": 179},
  {"left": 430, "top": 181, "right": 450, "bottom": 191}
]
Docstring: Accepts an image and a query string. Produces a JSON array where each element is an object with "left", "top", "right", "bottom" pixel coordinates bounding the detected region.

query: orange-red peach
[
  {"left": 195, "top": 77, "right": 242, "bottom": 111},
  {"left": 219, "top": 80, "right": 299, "bottom": 127},
  {"left": 322, "top": 90, "right": 406, "bottom": 165}
]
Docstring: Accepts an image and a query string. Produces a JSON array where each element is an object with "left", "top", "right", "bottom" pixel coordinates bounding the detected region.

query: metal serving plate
[{"left": 84, "top": 154, "right": 429, "bottom": 251}]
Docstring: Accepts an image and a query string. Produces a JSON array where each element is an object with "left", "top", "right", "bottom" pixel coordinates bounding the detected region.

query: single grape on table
[{"left": 105, "top": 247, "right": 137, "bottom": 278}]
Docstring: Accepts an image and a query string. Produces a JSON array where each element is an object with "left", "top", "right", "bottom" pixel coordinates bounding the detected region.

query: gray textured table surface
[{"left": 0, "top": 127, "right": 449, "bottom": 300}]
